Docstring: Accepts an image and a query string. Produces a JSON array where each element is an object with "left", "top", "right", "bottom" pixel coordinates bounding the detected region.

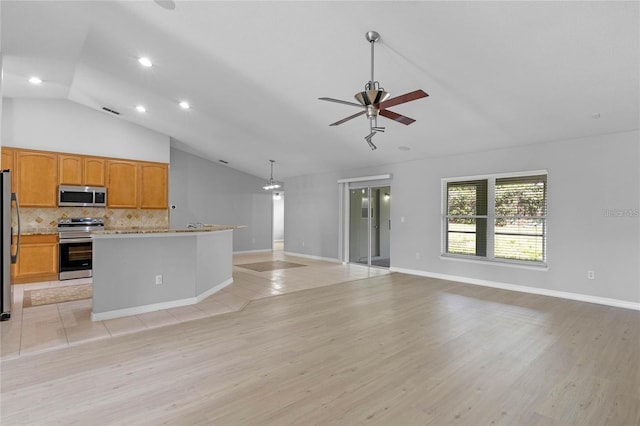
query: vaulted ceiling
[{"left": 2, "top": 1, "right": 638, "bottom": 180}]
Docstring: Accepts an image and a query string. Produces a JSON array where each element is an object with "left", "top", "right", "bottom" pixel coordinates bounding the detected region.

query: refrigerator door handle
[{"left": 10, "top": 193, "right": 20, "bottom": 264}]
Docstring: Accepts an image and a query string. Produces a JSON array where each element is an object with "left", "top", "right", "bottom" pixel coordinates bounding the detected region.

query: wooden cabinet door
[
  {"left": 59, "top": 155, "right": 105, "bottom": 187},
  {"left": 1, "top": 147, "right": 15, "bottom": 171},
  {"left": 16, "top": 151, "right": 58, "bottom": 207},
  {"left": 106, "top": 160, "right": 138, "bottom": 208},
  {"left": 1, "top": 147, "right": 17, "bottom": 192},
  {"left": 84, "top": 157, "right": 105, "bottom": 186},
  {"left": 12, "top": 234, "right": 58, "bottom": 284},
  {"left": 59, "top": 155, "right": 83, "bottom": 185},
  {"left": 140, "top": 162, "right": 168, "bottom": 209}
]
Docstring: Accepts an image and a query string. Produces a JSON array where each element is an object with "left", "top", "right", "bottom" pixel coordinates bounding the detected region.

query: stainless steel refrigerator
[{"left": 1, "top": 170, "right": 21, "bottom": 321}]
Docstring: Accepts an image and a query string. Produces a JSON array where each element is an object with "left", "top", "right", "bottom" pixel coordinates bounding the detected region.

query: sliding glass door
[{"left": 349, "top": 186, "right": 390, "bottom": 267}]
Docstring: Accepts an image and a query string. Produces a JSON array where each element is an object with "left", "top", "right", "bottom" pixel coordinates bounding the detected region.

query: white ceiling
[{"left": 2, "top": 1, "right": 638, "bottom": 180}]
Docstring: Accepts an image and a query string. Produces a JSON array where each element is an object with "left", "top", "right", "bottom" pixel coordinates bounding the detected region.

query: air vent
[{"left": 102, "top": 107, "right": 121, "bottom": 115}]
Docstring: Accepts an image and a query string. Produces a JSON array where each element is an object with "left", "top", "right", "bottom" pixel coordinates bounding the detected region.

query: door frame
[{"left": 337, "top": 174, "right": 392, "bottom": 265}]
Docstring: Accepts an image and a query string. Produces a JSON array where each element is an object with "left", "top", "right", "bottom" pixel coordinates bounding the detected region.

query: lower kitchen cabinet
[{"left": 12, "top": 234, "right": 59, "bottom": 284}]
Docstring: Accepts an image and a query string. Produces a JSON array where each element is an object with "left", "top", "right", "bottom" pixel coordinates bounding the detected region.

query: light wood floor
[
  {"left": 1, "top": 248, "right": 388, "bottom": 359},
  {"left": 1, "top": 259, "right": 639, "bottom": 424}
]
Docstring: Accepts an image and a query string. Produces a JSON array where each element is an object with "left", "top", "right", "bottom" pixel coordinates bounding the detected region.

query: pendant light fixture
[{"left": 263, "top": 160, "right": 282, "bottom": 190}]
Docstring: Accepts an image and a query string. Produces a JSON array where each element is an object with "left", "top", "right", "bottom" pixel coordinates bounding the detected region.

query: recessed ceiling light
[
  {"left": 179, "top": 101, "right": 190, "bottom": 110},
  {"left": 28, "top": 76, "right": 43, "bottom": 85},
  {"left": 154, "top": 0, "right": 176, "bottom": 10},
  {"left": 138, "top": 57, "right": 153, "bottom": 67},
  {"left": 136, "top": 105, "right": 147, "bottom": 113}
]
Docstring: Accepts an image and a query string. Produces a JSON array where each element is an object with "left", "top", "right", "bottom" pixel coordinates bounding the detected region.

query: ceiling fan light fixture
[{"left": 355, "top": 89, "right": 390, "bottom": 106}]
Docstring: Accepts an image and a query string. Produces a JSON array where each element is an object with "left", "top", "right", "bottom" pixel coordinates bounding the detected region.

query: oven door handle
[{"left": 59, "top": 238, "right": 92, "bottom": 244}]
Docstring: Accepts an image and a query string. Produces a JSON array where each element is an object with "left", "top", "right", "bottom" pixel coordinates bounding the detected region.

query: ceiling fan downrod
[
  {"left": 366, "top": 31, "right": 380, "bottom": 91},
  {"left": 357, "top": 31, "right": 389, "bottom": 105}
]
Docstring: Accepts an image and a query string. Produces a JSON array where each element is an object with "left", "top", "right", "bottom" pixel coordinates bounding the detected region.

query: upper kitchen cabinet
[
  {"left": 16, "top": 150, "right": 58, "bottom": 207},
  {"left": 58, "top": 155, "right": 83, "bottom": 185},
  {"left": 84, "top": 157, "right": 106, "bottom": 186},
  {"left": 140, "top": 162, "right": 168, "bottom": 209},
  {"left": 1, "top": 147, "right": 17, "bottom": 192},
  {"left": 1, "top": 147, "right": 16, "bottom": 171},
  {"left": 59, "top": 154, "right": 106, "bottom": 186},
  {"left": 106, "top": 159, "right": 139, "bottom": 208}
]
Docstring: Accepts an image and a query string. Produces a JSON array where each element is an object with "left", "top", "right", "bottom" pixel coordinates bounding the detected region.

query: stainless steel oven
[{"left": 58, "top": 217, "right": 104, "bottom": 280}]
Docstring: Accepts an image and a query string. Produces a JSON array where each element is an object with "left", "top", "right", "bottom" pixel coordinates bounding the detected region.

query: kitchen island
[{"left": 91, "top": 225, "right": 243, "bottom": 321}]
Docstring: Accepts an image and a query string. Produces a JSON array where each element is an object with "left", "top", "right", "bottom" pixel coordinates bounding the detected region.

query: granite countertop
[
  {"left": 16, "top": 225, "right": 246, "bottom": 236},
  {"left": 93, "top": 224, "right": 246, "bottom": 235}
]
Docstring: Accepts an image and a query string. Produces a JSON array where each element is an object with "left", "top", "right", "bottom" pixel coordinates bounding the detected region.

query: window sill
[{"left": 440, "top": 254, "right": 549, "bottom": 271}]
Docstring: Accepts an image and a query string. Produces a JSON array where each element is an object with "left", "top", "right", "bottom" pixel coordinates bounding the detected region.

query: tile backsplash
[{"left": 16, "top": 207, "right": 169, "bottom": 230}]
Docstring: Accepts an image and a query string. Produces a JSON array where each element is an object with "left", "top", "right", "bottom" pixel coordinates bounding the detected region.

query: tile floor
[{"left": 1, "top": 245, "right": 389, "bottom": 361}]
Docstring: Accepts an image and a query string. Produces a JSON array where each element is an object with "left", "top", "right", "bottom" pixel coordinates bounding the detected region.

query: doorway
[
  {"left": 349, "top": 186, "right": 390, "bottom": 267},
  {"left": 273, "top": 191, "right": 284, "bottom": 252}
]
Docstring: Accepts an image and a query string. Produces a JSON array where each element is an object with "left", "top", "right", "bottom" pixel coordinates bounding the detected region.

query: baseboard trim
[
  {"left": 233, "top": 249, "right": 272, "bottom": 254},
  {"left": 195, "top": 277, "right": 234, "bottom": 303},
  {"left": 390, "top": 267, "right": 640, "bottom": 311},
  {"left": 91, "top": 277, "right": 234, "bottom": 321},
  {"left": 283, "top": 251, "right": 341, "bottom": 263}
]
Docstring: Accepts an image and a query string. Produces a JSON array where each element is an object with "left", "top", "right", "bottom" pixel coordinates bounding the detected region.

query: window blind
[
  {"left": 444, "top": 173, "right": 547, "bottom": 265},
  {"left": 494, "top": 175, "right": 547, "bottom": 262},
  {"left": 446, "top": 180, "right": 487, "bottom": 257}
]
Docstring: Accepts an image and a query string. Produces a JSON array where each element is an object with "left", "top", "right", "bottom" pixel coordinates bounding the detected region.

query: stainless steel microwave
[{"left": 58, "top": 185, "right": 107, "bottom": 207}]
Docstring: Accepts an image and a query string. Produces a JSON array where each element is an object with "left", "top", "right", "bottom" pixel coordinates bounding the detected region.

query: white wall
[
  {"left": 285, "top": 131, "right": 640, "bottom": 305},
  {"left": 169, "top": 147, "right": 272, "bottom": 252},
  {"left": 2, "top": 98, "right": 169, "bottom": 162},
  {"left": 285, "top": 171, "right": 341, "bottom": 258}
]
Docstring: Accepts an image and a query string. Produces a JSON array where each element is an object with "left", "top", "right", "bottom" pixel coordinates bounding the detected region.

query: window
[
  {"left": 444, "top": 172, "right": 547, "bottom": 265},
  {"left": 445, "top": 180, "right": 488, "bottom": 257}
]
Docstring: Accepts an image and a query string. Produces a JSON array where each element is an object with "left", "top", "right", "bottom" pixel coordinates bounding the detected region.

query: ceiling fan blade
[
  {"left": 329, "top": 110, "right": 367, "bottom": 126},
  {"left": 380, "top": 109, "right": 416, "bottom": 125},
  {"left": 377, "top": 89, "right": 428, "bottom": 109},
  {"left": 318, "top": 97, "right": 363, "bottom": 108}
]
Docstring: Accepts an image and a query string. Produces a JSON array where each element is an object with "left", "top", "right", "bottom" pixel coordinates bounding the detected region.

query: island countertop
[
  {"left": 91, "top": 225, "right": 238, "bottom": 321},
  {"left": 93, "top": 224, "right": 246, "bottom": 236}
]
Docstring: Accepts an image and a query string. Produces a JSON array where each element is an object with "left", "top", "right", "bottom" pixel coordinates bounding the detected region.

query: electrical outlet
[
  {"left": 155, "top": 274, "right": 163, "bottom": 285},
  {"left": 587, "top": 271, "right": 595, "bottom": 280}
]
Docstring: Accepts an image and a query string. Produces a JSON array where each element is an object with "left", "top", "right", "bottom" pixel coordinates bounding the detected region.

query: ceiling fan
[{"left": 319, "top": 31, "right": 428, "bottom": 150}]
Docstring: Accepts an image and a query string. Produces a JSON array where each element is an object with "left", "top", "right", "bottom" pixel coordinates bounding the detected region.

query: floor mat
[
  {"left": 22, "top": 284, "right": 92, "bottom": 308},
  {"left": 235, "top": 260, "right": 306, "bottom": 272}
]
